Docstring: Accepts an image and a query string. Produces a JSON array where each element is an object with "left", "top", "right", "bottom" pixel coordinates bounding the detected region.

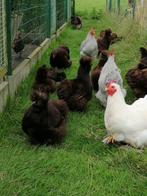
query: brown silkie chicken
[
  {"left": 91, "top": 28, "right": 122, "bottom": 91},
  {"left": 12, "top": 32, "right": 25, "bottom": 58},
  {"left": 71, "top": 16, "right": 82, "bottom": 29},
  {"left": 31, "top": 65, "right": 66, "bottom": 101},
  {"left": 31, "top": 65, "right": 56, "bottom": 101},
  {"left": 50, "top": 45, "right": 72, "bottom": 69},
  {"left": 126, "top": 47, "right": 147, "bottom": 98},
  {"left": 57, "top": 56, "right": 92, "bottom": 111},
  {"left": 22, "top": 90, "right": 68, "bottom": 145}
]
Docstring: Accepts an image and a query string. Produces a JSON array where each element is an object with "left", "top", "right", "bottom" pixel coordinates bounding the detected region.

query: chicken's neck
[
  {"left": 107, "top": 56, "right": 115, "bottom": 63},
  {"left": 102, "top": 36, "right": 111, "bottom": 50},
  {"left": 107, "top": 89, "right": 126, "bottom": 110},
  {"left": 77, "top": 68, "right": 90, "bottom": 81}
]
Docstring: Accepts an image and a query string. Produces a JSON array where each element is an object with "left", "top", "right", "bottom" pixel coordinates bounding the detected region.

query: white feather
[
  {"left": 80, "top": 32, "right": 98, "bottom": 58},
  {"left": 96, "top": 55, "right": 126, "bottom": 106},
  {"left": 104, "top": 82, "right": 147, "bottom": 148}
]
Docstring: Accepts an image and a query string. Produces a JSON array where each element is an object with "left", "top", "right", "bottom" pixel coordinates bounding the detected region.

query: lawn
[
  {"left": 76, "top": 0, "right": 128, "bottom": 13},
  {"left": 0, "top": 0, "right": 147, "bottom": 195},
  {"left": 76, "top": 0, "right": 106, "bottom": 12}
]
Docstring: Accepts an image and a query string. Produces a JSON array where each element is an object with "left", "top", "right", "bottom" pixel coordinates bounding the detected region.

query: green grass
[
  {"left": 0, "top": 1, "right": 147, "bottom": 195},
  {"left": 76, "top": 0, "right": 129, "bottom": 16},
  {"left": 76, "top": 0, "right": 106, "bottom": 12}
]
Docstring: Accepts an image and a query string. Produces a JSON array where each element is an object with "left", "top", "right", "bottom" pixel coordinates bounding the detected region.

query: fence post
[
  {"left": 117, "top": 0, "right": 120, "bottom": 14},
  {"left": 72, "top": 0, "right": 75, "bottom": 16},
  {"left": 106, "top": 0, "right": 108, "bottom": 10},
  {"left": 65, "top": 0, "right": 68, "bottom": 20},
  {"left": 108, "top": 0, "right": 112, "bottom": 12},
  {"left": 47, "top": 0, "right": 51, "bottom": 37},
  {"left": 66, "top": 0, "right": 72, "bottom": 20},
  {"left": 132, "top": 0, "right": 136, "bottom": 19},
  {"left": 6, "top": 0, "right": 12, "bottom": 75}
]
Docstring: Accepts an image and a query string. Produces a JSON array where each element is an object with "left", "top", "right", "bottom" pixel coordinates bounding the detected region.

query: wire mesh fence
[
  {"left": 10, "top": 0, "right": 72, "bottom": 70},
  {"left": 56, "top": 0, "right": 67, "bottom": 29},
  {"left": 71, "top": 0, "right": 75, "bottom": 16},
  {"left": 0, "top": 0, "right": 73, "bottom": 82},
  {"left": 11, "top": 0, "right": 50, "bottom": 69},
  {"left": 0, "top": 0, "right": 8, "bottom": 81}
]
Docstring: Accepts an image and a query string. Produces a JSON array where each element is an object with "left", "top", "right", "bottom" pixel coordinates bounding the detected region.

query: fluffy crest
[{"left": 107, "top": 49, "right": 115, "bottom": 57}]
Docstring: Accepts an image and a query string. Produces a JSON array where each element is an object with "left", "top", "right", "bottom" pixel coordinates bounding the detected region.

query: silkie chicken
[
  {"left": 12, "top": 32, "right": 25, "bottom": 58},
  {"left": 103, "top": 81, "right": 147, "bottom": 149},
  {"left": 96, "top": 53, "right": 126, "bottom": 107},
  {"left": 97, "top": 28, "right": 122, "bottom": 56},
  {"left": 57, "top": 56, "right": 92, "bottom": 111},
  {"left": 50, "top": 45, "right": 72, "bottom": 69},
  {"left": 31, "top": 65, "right": 66, "bottom": 101},
  {"left": 80, "top": 28, "right": 98, "bottom": 58},
  {"left": 71, "top": 16, "right": 82, "bottom": 29},
  {"left": 126, "top": 47, "right": 147, "bottom": 98},
  {"left": 22, "top": 90, "right": 68, "bottom": 145},
  {"left": 31, "top": 65, "right": 56, "bottom": 99}
]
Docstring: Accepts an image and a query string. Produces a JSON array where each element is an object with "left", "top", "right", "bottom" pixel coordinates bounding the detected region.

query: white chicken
[
  {"left": 80, "top": 29, "right": 98, "bottom": 58},
  {"left": 96, "top": 53, "right": 126, "bottom": 106},
  {"left": 103, "top": 81, "right": 147, "bottom": 148}
]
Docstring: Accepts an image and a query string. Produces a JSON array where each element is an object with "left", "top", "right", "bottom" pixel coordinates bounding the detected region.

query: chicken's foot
[{"left": 103, "top": 135, "right": 115, "bottom": 144}]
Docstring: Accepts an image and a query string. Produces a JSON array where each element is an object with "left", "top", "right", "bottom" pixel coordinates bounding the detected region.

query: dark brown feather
[
  {"left": 126, "top": 47, "right": 147, "bottom": 97},
  {"left": 57, "top": 56, "right": 92, "bottom": 111},
  {"left": 22, "top": 90, "right": 68, "bottom": 145},
  {"left": 50, "top": 46, "right": 72, "bottom": 69}
]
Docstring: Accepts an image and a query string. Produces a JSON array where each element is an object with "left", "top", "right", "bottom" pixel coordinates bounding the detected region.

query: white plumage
[
  {"left": 80, "top": 30, "right": 98, "bottom": 58},
  {"left": 103, "top": 82, "right": 147, "bottom": 148},
  {"left": 96, "top": 54, "right": 126, "bottom": 106}
]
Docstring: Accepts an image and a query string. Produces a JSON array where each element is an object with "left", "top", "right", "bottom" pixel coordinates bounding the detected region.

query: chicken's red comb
[
  {"left": 89, "top": 28, "right": 96, "bottom": 35},
  {"left": 89, "top": 31, "right": 95, "bottom": 36},
  {"left": 106, "top": 80, "right": 116, "bottom": 87},
  {"left": 107, "top": 49, "right": 115, "bottom": 56}
]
